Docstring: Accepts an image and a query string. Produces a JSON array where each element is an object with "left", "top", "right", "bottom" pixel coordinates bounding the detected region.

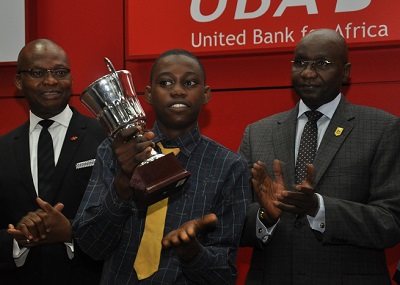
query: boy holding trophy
[{"left": 72, "top": 49, "right": 250, "bottom": 284}]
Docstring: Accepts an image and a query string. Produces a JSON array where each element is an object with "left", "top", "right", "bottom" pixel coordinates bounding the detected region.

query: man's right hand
[
  {"left": 7, "top": 197, "right": 70, "bottom": 247},
  {"left": 252, "top": 159, "right": 285, "bottom": 225}
]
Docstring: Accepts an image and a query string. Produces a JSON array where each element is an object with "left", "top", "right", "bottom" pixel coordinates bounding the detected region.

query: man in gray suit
[{"left": 239, "top": 29, "right": 400, "bottom": 284}]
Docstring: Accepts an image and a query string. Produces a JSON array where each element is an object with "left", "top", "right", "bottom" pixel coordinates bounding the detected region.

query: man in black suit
[{"left": 0, "top": 39, "right": 106, "bottom": 284}]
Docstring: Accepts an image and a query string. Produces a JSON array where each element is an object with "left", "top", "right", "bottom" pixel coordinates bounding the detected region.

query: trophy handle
[
  {"left": 104, "top": 56, "right": 117, "bottom": 74},
  {"left": 104, "top": 57, "right": 124, "bottom": 97}
]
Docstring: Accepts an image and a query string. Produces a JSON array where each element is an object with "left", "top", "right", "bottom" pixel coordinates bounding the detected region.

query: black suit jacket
[
  {"left": 0, "top": 107, "right": 107, "bottom": 285},
  {"left": 239, "top": 97, "right": 400, "bottom": 285}
]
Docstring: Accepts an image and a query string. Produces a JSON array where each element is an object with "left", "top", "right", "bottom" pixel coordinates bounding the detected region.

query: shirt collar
[
  {"left": 151, "top": 122, "right": 201, "bottom": 157},
  {"left": 297, "top": 93, "right": 341, "bottom": 120},
  {"left": 29, "top": 105, "right": 73, "bottom": 134}
]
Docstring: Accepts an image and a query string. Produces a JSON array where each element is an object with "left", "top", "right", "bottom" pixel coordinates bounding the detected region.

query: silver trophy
[{"left": 81, "top": 58, "right": 190, "bottom": 207}]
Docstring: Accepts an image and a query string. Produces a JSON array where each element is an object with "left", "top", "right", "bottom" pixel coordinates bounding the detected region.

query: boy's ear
[
  {"left": 203, "top": 86, "right": 211, "bottom": 104},
  {"left": 144, "top": 86, "right": 152, "bottom": 104}
]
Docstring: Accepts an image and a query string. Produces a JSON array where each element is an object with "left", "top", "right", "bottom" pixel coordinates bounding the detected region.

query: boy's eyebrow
[{"left": 156, "top": 71, "right": 201, "bottom": 78}]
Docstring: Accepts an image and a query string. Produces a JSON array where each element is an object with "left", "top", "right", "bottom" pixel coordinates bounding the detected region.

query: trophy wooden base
[{"left": 129, "top": 153, "right": 191, "bottom": 208}]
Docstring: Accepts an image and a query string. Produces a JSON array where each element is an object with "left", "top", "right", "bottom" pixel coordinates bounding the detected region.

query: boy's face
[{"left": 145, "top": 54, "right": 210, "bottom": 138}]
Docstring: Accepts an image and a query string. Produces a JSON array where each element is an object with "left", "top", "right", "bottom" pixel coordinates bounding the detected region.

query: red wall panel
[
  {"left": 30, "top": 0, "right": 125, "bottom": 94},
  {"left": 0, "top": 66, "right": 19, "bottom": 98}
]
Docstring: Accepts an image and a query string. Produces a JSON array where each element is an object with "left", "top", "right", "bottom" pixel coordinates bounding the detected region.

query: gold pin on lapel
[
  {"left": 334, "top": 127, "right": 343, "bottom": 136},
  {"left": 70, "top": 136, "right": 78, "bottom": 141}
]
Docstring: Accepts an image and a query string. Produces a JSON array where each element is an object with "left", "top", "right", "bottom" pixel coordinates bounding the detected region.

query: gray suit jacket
[{"left": 239, "top": 96, "right": 400, "bottom": 285}]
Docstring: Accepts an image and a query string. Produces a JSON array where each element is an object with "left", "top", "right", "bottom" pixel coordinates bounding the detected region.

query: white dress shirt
[
  {"left": 13, "top": 105, "right": 74, "bottom": 266},
  {"left": 256, "top": 94, "right": 342, "bottom": 242}
]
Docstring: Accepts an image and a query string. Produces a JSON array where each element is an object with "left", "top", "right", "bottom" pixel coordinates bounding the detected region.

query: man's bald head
[{"left": 17, "top": 39, "right": 70, "bottom": 70}]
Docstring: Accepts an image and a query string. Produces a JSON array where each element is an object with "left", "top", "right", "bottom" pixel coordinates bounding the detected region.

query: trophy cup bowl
[{"left": 81, "top": 58, "right": 190, "bottom": 208}]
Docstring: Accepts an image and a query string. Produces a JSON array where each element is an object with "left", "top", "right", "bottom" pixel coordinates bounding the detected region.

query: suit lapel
[
  {"left": 274, "top": 107, "right": 298, "bottom": 187},
  {"left": 313, "top": 97, "right": 355, "bottom": 186},
  {"left": 14, "top": 123, "right": 38, "bottom": 205}
]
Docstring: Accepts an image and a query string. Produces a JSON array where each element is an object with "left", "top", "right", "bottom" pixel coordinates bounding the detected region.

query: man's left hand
[{"left": 276, "top": 164, "right": 319, "bottom": 217}]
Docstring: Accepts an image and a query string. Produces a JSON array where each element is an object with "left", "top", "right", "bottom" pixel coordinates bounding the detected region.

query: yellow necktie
[{"left": 133, "top": 142, "right": 180, "bottom": 280}]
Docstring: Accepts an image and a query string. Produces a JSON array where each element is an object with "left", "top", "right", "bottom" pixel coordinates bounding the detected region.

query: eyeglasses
[
  {"left": 291, "top": 59, "right": 334, "bottom": 71},
  {"left": 18, "top": 68, "right": 71, "bottom": 79}
]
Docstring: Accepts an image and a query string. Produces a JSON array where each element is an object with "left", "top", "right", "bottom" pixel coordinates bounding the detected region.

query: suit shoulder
[
  {"left": 71, "top": 110, "right": 105, "bottom": 133},
  {"left": 246, "top": 110, "right": 292, "bottom": 129},
  {"left": 81, "top": 115, "right": 104, "bottom": 129},
  {"left": 0, "top": 123, "right": 27, "bottom": 143},
  {"left": 352, "top": 104, "right": 398, "bottom": 121}
]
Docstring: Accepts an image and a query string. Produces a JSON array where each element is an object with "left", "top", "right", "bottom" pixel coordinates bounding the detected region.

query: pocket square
[{"left": 76, "top": 159, "right": 96, "bottom": 169}]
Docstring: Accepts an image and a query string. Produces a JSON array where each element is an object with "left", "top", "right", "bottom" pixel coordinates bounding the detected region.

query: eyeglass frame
[
  {"left": 17, "top": 68, "right": 71, "bottom": 79},
  {"left": 291, "top": 59, "right": 335, "bottom": 71}
]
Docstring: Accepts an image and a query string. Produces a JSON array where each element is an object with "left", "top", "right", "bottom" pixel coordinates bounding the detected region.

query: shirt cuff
[
  {"left": 13, "top": 239, "right": 29, "bottom": 267},
  {"left": 256, "top": 209, "right": 279, "bottom": 243},
  {"left": 65, "top": 240, "right": 74, "bottom": 259},
  {"left": 307, "top": 193, "right": 326, "bottom": 233}
]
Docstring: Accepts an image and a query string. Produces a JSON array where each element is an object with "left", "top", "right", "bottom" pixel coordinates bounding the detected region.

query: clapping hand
[
  {"left": 277, "top": 164, "right": 319, "bottom": 217},
  {"left": 162, "top": 213, "right": 218, "bottom": 262},
  {"left": 7, "top": 197, "right": 71, "bottom": 247},
  {"left": 252, "top": 159, "right": 285, "bottom": 225}
]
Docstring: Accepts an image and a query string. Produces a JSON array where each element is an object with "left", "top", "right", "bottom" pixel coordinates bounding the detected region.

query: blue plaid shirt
[{"left": 72, "top": 123, "right": 250, "bottom": 284}]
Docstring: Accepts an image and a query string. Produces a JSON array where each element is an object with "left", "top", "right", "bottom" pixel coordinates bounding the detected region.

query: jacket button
[{"left": 294, "top": 220, "right": 303, "bottom": 228}]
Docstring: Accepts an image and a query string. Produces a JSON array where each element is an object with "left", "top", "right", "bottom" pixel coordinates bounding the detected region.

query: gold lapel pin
[{"left": 334, "top": 127, "right": 343, "bottom": 136}]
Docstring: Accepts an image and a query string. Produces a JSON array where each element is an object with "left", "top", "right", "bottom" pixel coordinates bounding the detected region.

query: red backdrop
[
  {"left": 126, "top": 0, "right": 400, "bottom": 58},
  {"left": 0, "top": 1, "right": 399, "bottom": 284}
]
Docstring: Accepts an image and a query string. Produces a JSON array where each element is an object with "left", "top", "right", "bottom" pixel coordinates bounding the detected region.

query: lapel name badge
[
  {"left": 76, "top": 159, "right": 96, "bottom": 169},
  {"left": 334, "top": 127, "right": 344, "bottom": 136}
]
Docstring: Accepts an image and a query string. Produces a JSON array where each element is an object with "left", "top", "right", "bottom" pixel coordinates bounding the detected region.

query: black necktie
[
  {"left": 37, "top": 120, "right": 55, "bottom": 198},
  {"left": 295, "top": 111, "right": 323, "bottom": 184}
]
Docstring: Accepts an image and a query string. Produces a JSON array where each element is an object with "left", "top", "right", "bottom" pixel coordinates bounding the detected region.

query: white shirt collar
[
  {"left": 29, "top": 105, "right": 73, "bottom": 134},
  {"left": 297, "top": 93, "right": 342, "bottom": 120}
]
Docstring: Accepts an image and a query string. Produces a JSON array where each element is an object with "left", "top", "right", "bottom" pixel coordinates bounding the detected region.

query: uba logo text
[{"left": 190, "top": 0, "right": 371, "bottom": 22}]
